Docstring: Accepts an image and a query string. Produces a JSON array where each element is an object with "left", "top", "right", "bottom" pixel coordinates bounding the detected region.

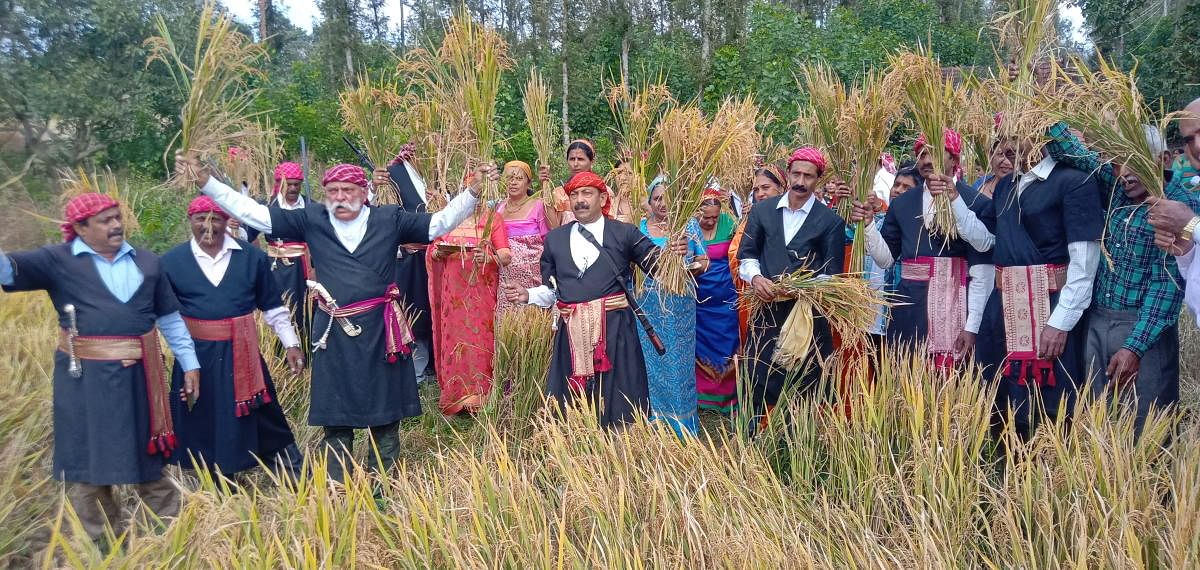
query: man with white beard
[{"left": 177, "top": 154, "right": 488, "bottom": 479}]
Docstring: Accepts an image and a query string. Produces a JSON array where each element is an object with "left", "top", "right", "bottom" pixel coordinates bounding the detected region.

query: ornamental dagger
[
  {"left": 306, "top": 280, "right": 362, "bottom": 338},
  {"left": 63, "top": 304, "right": 82, "bottom": 378}
]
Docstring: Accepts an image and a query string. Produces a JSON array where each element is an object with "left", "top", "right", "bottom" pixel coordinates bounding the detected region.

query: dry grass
[
  {"left": 2, "top": 290, "right": 1199, "bottom": 567},
  {"left": 145, "top": 1, "right": 267, "bottom": 181}
]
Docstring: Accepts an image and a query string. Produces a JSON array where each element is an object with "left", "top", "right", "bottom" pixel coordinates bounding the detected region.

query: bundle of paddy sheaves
[
  {"left": 891, "top": 49, "right": 960, "bottom": 240},
  {"left": 146, "top": 1, "right": 267, "bottom": 186},
  {"left": 606, "top": 76, "right": 675, "bottom": 221},
  {"left": 522, "top": 70, "right": 558, "bottom": 206},
  {"left": 795, "top": 61, "right": 852, "bottom": 213},
  {"left": 654, "top": 98, "right": 760, "bottom": 296},
  {"left": 339, "top": 72, "right": 415, "bottom": 205},
  {"left": 1025, "top": 55, "right": 1180, "bottom": 198},
  {"left": 215, "top": 118, "right": 282, "bottom": 200},
  {"left": 739, "top": 269, "right": 890, "bottom": 369},
  {"left": 486, "top": 306, "right": 556, "bottom": 427}
]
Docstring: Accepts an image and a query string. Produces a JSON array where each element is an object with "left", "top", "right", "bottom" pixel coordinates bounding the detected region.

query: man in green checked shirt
[{"left": 1048, "top": 122, "right": 1189, "bottom": 435}]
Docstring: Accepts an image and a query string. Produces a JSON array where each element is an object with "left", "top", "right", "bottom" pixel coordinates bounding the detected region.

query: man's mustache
[
  {"left": 328, "top": 200, "right": 362, "bottom": 212},
  {"left": 790, "top": 184, "right": 809, "bottom": 193},
  {"left": 108, "top": 229, "right": 123, "bottom": 238},
  {"left": 573, "top": 202, "right": 589, "bottom": 212}
]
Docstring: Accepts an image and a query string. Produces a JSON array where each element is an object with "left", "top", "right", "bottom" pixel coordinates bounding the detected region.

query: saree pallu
[
  {"left": 696, "top": 241, "right": 739, "bottom": 413},
  {"left": 637, "top": 280, "right": 699, "bottom": 436}
]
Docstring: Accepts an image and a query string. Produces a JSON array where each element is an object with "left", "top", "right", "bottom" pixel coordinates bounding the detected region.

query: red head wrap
[
  {"left": 914, "top": 128, "right": 963, "bottom": 158},
  {"left": 563, "top": 171, "right": 611, "bottom": 216},
  {"left": 321, "top": 163, "right": 368, "bottom": 188},
  {"left": 61, "top": 193, "right": 119, "bottom": 242},
  {"left": 273, "top": 162, "right": 304, "bottom": 195},
  {"left": 187, "top": 195, "right": 228, "bottom": 219},
  {"left": 788, "top": 146, "right": 827, "bottom": 175},
  {"left": 701, "top": 188, "right": 724, "bottom": 202}
]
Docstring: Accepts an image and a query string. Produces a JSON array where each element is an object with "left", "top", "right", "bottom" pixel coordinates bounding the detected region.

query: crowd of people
[{"left": 4, "top": 86, "right": 1200, "bottom": 544}]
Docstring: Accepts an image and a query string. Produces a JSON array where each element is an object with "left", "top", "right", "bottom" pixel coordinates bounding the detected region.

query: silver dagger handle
[
  {"left": 306, "top": 280, "right": 362, "bottom": 338},
  {"left": 64, "top": 304, "right": 82, "bottom": 378}
]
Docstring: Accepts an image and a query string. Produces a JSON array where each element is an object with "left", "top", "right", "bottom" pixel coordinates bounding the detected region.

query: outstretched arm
[{"left": 177, "top": 154, "right": 274, "bottom": 233}]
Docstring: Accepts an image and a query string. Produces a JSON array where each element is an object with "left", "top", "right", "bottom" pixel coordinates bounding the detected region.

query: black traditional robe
[
  {"left": 161, "top": 241, "right": 297, "bottom": 474},
  {"left": 540, "top": 219, "right": 660, "bottom": 427},
  {"left": 269, "top": 204, "right": 433, "bottom": 427},
  {"left": 878, "top": 181, "right": 987, "bottom": 345},
  {"left": 736, "top": 194, "right": 845, "bottom": 411},
  {"left": 248, "top": 198, "right": 312, "bottom": 343},
  {"left": 3, "top": 244, "right": 181, "bottom": 484},
  {"left": 387, "top": 162, "right": 434, "bottom": 344},
  {"left": 974, "top": 164, "right": 1103, "bottom": 433}
]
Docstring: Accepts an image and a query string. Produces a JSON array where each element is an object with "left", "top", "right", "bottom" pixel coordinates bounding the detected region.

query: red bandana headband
[
  {"left": 563, "top": 171, "right": 611, "bottom": 216},
  {"left": 61, "top": 193, "right": 119, "bottom": 242}
]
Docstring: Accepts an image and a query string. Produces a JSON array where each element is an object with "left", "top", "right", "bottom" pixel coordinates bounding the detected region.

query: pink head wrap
[
  {"left": 914, "top": 128, "right": 963, "bottom": 158},
  {"left": 787, "top": 146, "right": 827, "bottom": 175},
  {"left": 272, "top": 162, "right": 304, "bottom": 195},
  {"left": 61, "top": 193, "right": 119, "bottom": 242},
  {"left": 187, "top": 195, "right": 228, "bottom": 219},
  {"left": 321, "top": 163, "right": 368, "bottom": 188}
]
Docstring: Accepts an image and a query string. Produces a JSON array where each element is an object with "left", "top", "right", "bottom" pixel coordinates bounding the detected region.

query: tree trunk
[
  {"left": 561, "top": 58, "right": 570, "bottom": 146},
  {"left": 257, "top": 0, "right": 271, "bottom": 44},
  {"left": 700, "top": 0, "right": 711, "bottom": 74},
  {"left": 344, "top": 46, "right": 355, "bottom": 82}
]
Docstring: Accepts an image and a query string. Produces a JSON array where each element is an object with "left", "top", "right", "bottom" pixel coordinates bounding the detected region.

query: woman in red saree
[{"left": 427, "top": 207, "right": 511, "bottom": 415}]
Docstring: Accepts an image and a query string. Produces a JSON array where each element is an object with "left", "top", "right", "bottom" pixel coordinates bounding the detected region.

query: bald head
[{"left": 1179, "top": 98, "right": 1200, "bottom": 170}]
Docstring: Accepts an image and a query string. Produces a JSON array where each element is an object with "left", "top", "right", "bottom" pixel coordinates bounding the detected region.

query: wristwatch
[{"left": 1182, "top": 216, "right": 1200, "bottom": 242}]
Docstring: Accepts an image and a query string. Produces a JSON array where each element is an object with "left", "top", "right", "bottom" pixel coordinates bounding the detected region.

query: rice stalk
[
  {"left": 605, "top": 75, "right": 675, "bottom": 221},
  {"left": 522, "top": 69, "right": 558, "bottom": 205},
  {"left": 654, "top": 99, "right": 759, "bottom": 296},
  {"left": 795, "top": 62, "right": 852, "bottom": 208},
  {"left": 483, "top": 306, "right": 555, "bottom": 433},
  {"left": 338, "top": 71, "right": 413, "bottom": 186},
  {"left": 838, "top": 70, "right": 904, "bottom": 274},
  {"left": 1025, "top": 55, "right": 1178, "bottom": 197},
  {"left": 215, "top": 119, "right": 281, "bottom": 200},
  {"left": 396, "top": 47, "right": 476, "bottom": 212},
  {"left": 890, "top": 49, "right": 960, "bottom": 240},
  {"left": 145, "top": 1, "right": 267, "bottom": 182},
  {"left": 991, "top": 0, "right": 1059, "bottom": 89},
  {"left": 740, "top": 269, "right": 890, "bottom": 368}
]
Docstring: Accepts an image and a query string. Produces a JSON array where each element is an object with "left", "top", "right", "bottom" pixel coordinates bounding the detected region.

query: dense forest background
[{"left": 0, "top": 0, "right": 1197, "bottom": 245}]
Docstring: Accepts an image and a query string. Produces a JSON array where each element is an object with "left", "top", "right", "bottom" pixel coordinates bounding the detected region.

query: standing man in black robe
[
  {"left": 0, "top": 193, "right": 199, "bottom": 542},
  {"left": 941, "top": 133, "right": 1104, "bottom": 439},
  {"left": 737, "top": 146, "right": 846, "bottom": 429},
  {"left": 501, "top": 171, "right": 687, "bottom": 427},
  {"left": 162, "top": 195, "right": 306, "bottom": 480},
  {"left": 179, "top": 154, "right": 486, "bottom": 479}
]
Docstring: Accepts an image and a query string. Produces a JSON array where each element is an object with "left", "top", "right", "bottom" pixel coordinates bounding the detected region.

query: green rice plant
[{"left": 522, "top": 70, "right": 558, "bottom": 205}]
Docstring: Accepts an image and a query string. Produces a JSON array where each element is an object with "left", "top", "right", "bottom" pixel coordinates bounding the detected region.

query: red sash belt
[
  {"left": 184, "top": 314, "right": 270, "bottom": 417},
  {"left": 556, "top": 294, "right": 629, "bottom": 392},
  {"left": 316, "top": 283, "right": 415, "bottom": 363},
  {"left": 901, "top": 256, "right": 968, "bottom": 370},
  {"left": 996, "top": 264, "right": 1068, "bottom": 386},
  {"left": 58, "top": 328, "right": 176, "bottom": 457}
]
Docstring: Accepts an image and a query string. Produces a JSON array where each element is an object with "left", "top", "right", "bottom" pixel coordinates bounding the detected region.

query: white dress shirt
[
  {"left": 275, "top": 194, "right": 306, "bottom": 210},
  {"left": 524, "top": 216, "right": 607, "bottom": 308},
  {"left": 200, "top": 177, "right": 477, "bottom": 252},
  {"left": 738, "top": 193, "right": 817, "bottom": 283},
  {"left": 189, "top": 235, "right": 300, "bottom": 348},
  {"left": 1177, "top": 235, "right": 1200, "bottom": 321}
]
